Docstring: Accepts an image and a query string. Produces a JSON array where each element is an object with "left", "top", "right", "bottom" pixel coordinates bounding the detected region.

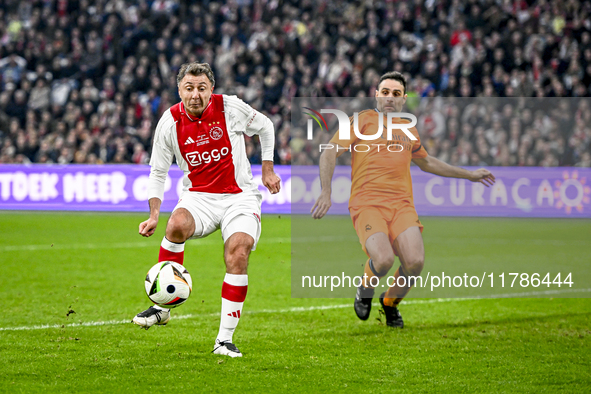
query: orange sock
[
  {"left": 362, "top": 258, "right": 384, "bottom": 289},
  {"left": 383, "top": 267, "right": 414, "bottom": 307}
]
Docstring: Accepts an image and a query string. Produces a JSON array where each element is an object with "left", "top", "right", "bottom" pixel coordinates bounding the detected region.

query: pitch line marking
[
  {"left": 0, "top": 299, "right": 460, "bottom": 332},
  {"left": 0, "top": 288, "right": 589, "bottom": 332}
]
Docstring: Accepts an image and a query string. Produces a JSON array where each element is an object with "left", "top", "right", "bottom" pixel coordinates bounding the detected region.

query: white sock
[
  {"left": 153, "top": 304, "right": 169, "bottom": 312},
  {"left": 216, "top": 273, "right": 248, "bottom": 343}
]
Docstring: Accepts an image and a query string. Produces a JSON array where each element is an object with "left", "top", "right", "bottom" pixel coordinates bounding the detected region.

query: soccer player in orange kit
[{"left": 311, "top": 71, "right": 495, "bottom": 327}]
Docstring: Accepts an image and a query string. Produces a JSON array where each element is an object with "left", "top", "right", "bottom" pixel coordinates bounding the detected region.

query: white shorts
[{"left": 173, "top": 190, "right": 262, "bottom": 250}]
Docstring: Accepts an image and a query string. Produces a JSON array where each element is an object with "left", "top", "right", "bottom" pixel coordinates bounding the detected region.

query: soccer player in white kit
[{"left": 132, "top": 62, "right": 281, "bottom": 358}]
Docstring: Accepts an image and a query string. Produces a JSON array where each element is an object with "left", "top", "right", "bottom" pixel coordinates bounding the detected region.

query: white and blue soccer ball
[{"left": 144, "top": 261, "right": 192, "bottom": 308}]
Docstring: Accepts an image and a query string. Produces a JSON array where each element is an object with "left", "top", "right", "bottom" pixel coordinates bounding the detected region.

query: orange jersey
[{"left": 329, "top": 109, "right": 428, "bottom": 209}]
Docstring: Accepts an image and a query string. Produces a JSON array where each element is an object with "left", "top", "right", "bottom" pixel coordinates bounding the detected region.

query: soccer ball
[{"left": 144, "top": 261, "right": 193, "bottom": 308}]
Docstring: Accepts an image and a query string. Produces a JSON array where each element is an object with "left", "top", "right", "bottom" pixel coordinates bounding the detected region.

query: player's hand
[
  {"left": 263, "top": 172, "right": 281, "bottom": 194},
  {"left": 469, "top": 168, "right": 496, "bottom": 187},
  {"left": 311, "top": 191, "right": 332, "bottom": 219},
  {"left": 139, "top": 217, "right": 158, "bottom": 237},
  {"left": 262, "top": 161, "right": 281, "bottom": 194}
]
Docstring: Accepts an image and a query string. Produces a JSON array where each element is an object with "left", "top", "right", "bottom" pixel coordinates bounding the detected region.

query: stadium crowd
[{"left": 0, "top": 0, "right": 590, "bottom": 167}]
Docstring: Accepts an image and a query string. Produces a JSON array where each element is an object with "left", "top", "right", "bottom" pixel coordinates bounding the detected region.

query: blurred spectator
[
  {"left": 28, "top": 77, "right": 50, "bottom": 111},
  {"left": 0, "top": 54, "right": 26, "bottom": 88}
]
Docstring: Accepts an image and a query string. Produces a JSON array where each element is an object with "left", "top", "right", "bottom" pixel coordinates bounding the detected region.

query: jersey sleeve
[
  {"left": 410, "top": 126, "right": 428, "bottom": 159},
  {"left": 224, "top": 94, "right": 274, "bottom": 162},
  {"left": 147, "top": 109, "right": 176, "bottom": 201}
]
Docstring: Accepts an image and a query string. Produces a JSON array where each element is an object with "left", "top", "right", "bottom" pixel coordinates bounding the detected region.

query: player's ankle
[{"left": 382, "top": 297, "right": 396, "bottom": 307}]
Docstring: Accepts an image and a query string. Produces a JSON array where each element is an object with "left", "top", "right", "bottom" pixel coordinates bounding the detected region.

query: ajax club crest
[{"left": 210, "top": 126, "right": 223, "bottom": 140}]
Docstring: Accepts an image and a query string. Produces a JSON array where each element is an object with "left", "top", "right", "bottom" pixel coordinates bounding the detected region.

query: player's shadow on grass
[{"left": 339, "top": 310, "right": 590, "bottom": 336}]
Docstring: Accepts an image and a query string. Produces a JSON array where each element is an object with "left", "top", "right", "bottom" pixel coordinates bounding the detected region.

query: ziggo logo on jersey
[{"left": 185, "top": 147, "right": 230, "bottom": 166}]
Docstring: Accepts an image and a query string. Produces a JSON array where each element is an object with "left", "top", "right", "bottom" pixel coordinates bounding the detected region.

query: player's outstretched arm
[
  {"left": 311, "top": 148, "right": 339, "bottom": 219},
  {"left": 262, "top": 160, "right": 281, "bottom": 194},
  {"left": 139, "top": 197, "right": 162, "bottom": 237},
  {"left": 412, "top": 156, "right": 496, "bottom": 187}
]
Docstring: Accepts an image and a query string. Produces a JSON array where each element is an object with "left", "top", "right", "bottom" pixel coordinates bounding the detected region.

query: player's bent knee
[
  {"left": 226, "top": 247, "right": 250, "bottom": 265},
  {"left": 226, "top": 232, "right": 255, "bottom": 250},
  {"left": 365, "top": 233, "right": 396, "bottom": 273},
  {"left": 371, "top": 251, "right": 396, "bottom": 273},
  {"left": 403, "top": 255, "right": 424, "bottom": 275},
  {"left": 225, "top": 250, "right": 250, "bottom": 274},
  {"left": 224, "top": 233, "right": 253, "bottom": 274},
  {"left": 166, "top": 209, "right": 195, "bottom": 242}
]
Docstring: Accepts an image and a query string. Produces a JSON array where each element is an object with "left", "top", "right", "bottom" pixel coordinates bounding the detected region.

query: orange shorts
[{"left": 350, "top": 204, "right": 424, "bottom": 256}]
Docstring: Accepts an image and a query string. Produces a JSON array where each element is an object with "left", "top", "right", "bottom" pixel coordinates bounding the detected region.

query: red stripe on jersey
[
  {"left": 158, "top": 247, "right": 184, "bottom": 265},
  {"left": 171, "top": 95, "right": 242, "bottom": 194},
  {"left": 221, "top": 281, "right": 248, "bottom": 303}
]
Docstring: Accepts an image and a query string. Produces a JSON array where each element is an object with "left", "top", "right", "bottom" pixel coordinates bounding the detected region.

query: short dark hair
[
  {"left": 378, "top": 71, "right": 406, "bottom": 94},
  {"left": 177, "top": 62, "right": 215, "bottom": 87}
]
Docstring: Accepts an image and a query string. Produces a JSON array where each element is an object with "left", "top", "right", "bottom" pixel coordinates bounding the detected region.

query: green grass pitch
[{"left": 0, "top": 212, "right": 590, "bottom": 393}]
